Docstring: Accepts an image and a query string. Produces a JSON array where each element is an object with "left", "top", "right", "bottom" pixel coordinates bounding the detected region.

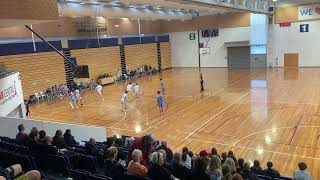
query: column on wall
[{"left": 250, "top": 13, "right": 268, "bottom": 68}]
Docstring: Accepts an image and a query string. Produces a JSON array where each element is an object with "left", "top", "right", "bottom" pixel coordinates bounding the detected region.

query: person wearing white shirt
[
  {"left": 121, "top": 91, "right": 128, "bottom": 112},
  {"left": 95, "top": 84, "right": 104, "bottom": 100},
  {"left": 294, "top": 162, "right": 312, "bottom": 180},
  {"left": 134, "top": 83, "right": 142, "bottom": 97}
]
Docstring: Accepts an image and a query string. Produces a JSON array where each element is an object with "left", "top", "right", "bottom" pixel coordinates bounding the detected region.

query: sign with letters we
[{"left": 298, "top": 4, "right": 320, "bottom": 20}]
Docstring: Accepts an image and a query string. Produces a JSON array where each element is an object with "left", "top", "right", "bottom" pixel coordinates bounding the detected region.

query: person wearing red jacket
[{"left": 128, "top": 134, "right": 155, "bottom": 168}]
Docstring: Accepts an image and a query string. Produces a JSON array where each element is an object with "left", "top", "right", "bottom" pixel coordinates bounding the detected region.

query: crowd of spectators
[{"left": 2, "top": 125, "right": 312, "bottom": 180}]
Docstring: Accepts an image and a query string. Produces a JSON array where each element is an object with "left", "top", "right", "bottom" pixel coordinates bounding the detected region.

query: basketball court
[
  {"left": 29, "top": 68, "right": 320, "bottom": 178},
  {"left": 0, "top": 0, "right": 320, "bottom": 179}
]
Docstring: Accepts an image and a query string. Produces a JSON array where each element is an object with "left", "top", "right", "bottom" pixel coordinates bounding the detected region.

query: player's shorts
[
  {"left": 96, "top": 91, "right": 102, "bottom": 95},
  {"left": 158, "top": 101, "right": 164, "bottom": 108}
]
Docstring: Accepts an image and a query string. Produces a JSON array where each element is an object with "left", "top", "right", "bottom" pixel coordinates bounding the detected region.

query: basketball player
[
  {"left": 160, "top": 79, "right": 166, "bottom": 95},
  {"left": 127, "top": 82, "right": 133, "bottom": 95},
  {"left": 200, "top": 73, "right": 204, "bottom": 92},
  {"left": 134, "top": 83, "right": 142, "bottom": 97},
  {"left": 121, "top": 91, "right": 128, "bottom": 112},
  {"left": 95, "top": 84, "right": 104, "bottom": 100},
  {"left": 75, "top": 88, "right": 83, "bottom": 106},
  {"left": 157, "top": 91, "right": 164, "bottom": 114},
  {"left": 70, "top": 92, "right": 78, "bottom": 109}
]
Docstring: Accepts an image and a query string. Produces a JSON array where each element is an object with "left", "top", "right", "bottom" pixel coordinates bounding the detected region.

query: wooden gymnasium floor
[{"left": 30, "top": 68, "right": 320, "bottom": 178}]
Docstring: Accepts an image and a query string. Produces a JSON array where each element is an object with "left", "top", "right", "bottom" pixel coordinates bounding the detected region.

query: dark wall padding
[
  {"left": 0, "top": 41, "right": 62, "bottom": 56},
  {"left": 68, "top": 38, "right": 118, "bottom": 50},
  {"left": 158, "top": 35, "right": 170, "bottom": 42}
]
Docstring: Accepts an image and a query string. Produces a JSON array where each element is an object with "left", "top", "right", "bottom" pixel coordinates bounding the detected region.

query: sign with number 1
[{"left": 300, "top": 24, "right": 309, "bottom": 32}]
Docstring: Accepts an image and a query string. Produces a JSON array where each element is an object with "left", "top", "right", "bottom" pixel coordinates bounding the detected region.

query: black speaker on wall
[
  {"left": 269, "top": 7, "right": 274, "bottom": 12},
  {"left": 74, "top": 65, "right": 89, "bottom": 78}
]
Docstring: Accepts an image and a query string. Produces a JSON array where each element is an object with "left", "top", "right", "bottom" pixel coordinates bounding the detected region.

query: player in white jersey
[
  {"left": 75, "top": 88, "right": 83, "bottom": 106},
  {"left": 134, "top": 83, "right": 142, "bottom": 97},
  {"left": 127, "top": 82, "right": 133, "bottom": 95},
  {"left": 121, "top": 91, "right": 128, "bottom": 112},
  {"left": 95, "top": 84, "right": 104, "bottom": 100}
]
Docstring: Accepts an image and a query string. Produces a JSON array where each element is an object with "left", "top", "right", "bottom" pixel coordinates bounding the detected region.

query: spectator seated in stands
[
  {"left": 15, "top": 124, "right": 29, "bottom": 144},
  {"left": 104, "top": 146, "right": 125, "bottom": 179},
  {"left": 169, "top": 152, "right": 190, "bottom": 180},
  {"left": 38, "top": 130, "right": 46, "bottom": 144},
  {"left": 207, "top": 155, "right": 222, "bottom": 179},
  {"left": 239, "top": 161, "right": 257, "bottom": 179},
  {"left": 181, "top": 147, "right": 192, "bottom": 169},
  {"left": 128, "top": 134, "right": 155, "bottom": 168},
  {"left": 221, "top": 164, "right": 233, "bottom": 180},
  {"left": 43, "top": 136, "right": 59, "bottom": 155},
  {"left": 79, "top": 81, "right": 85, "bottom": 90},
  {"left": 236, "top": 158, "right": 244, "bottom": 173},
  {"left": 232, "top": 173, "right": 244, "bottom": 180},
  {"left": 156, "top": 140, "right": 173, "bottom": 162},
  {"left": 85, "top": 138, "right": 100, "bottom": 156},
  {"left": 0, "top": 164, "right": 40, "bottom": 180},
  {"left": 223, "top": 157, "right": 236, "bottom": 174},
  {"left": 148, "top": 152, "right": 176, "bottom": 180},
  {"left": 199, "top": 150, "right": 210, "bottom": 159},
  {"left": 52, "top": 129, "right": 67, "bottom": 149},
  {"left": 221, "top": 152, "right": 228, "bottom": 164},
  {"left": 228, "top": 151, "right": 238, "bottom": 166},
  {"left": 263, "top": 161, "right": 280, "bottom": 177},
  {"left": 127, "top": 149, "right": 148, "bottom": 177},
  {"left": 210, "top": 147, "right": 220, "bottom": 159},
  {"left": 63, "top": 129, "right": 77, "bottom": 146},
  {"left": 294, "top": 162, "right": 311, "bottom": 180},
  {"left": 187, "top": 157, "right": 210, "bottom": 180},
  {"left": 250, "top": 160, "right": 262, "bottom": 174},
  {"left": 158, "top": 149, "right": 171, "bottom": 171}
]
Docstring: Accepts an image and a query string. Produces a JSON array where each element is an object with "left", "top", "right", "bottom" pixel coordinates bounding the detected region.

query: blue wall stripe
[
  {"left": 0, "top": 41, "right": 62, "bottom": 56},
  {"left": 68, "top": 38, "right": 118, "bottom": 49},
  {"left": 158, "top": 35, "right": 170, "bottom": 42}
]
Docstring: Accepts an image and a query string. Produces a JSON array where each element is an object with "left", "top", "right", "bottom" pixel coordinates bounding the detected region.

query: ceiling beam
[{"left": 171, "top": 0, "right": 273, "bottom": 14}]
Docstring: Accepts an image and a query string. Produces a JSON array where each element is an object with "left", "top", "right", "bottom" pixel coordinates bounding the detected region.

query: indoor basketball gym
[{"left": 0, "top": 0, "right": 320, "bottom": 179}]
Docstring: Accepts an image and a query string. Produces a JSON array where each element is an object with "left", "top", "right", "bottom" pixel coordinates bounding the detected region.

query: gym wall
[
  {"left": 71, "top": 47, "right": 121, "bottom": 81},
  {"left": 125, "top": 43, "right": 158, "bottom": 70},
  {"left": 0, "top": 52, "right": 66, "bottom": 98},
  {"left": 170, "top": 27, "right": 250, "bottom": 68},
  {"left": 274, "top": 3, "right": 320, "bottom": 67}
]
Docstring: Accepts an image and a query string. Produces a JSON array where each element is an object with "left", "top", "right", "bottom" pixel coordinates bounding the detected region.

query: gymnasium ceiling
[
  {"left": 59, "top": 0, "right": 273, "bottom": 20},
  {"left": 274, "top": 0, "right": 320, "bottom": 6}
]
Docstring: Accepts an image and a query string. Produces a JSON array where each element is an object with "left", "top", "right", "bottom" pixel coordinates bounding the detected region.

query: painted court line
[
  {"left": 187, "top": 137, "right": 320, "bottom": 161},
  {"left": 142, "top": 88, "right": 225, "bottom": 133},
  {"left": 186, "top": 90, "right": 251, "bottom": 139}
]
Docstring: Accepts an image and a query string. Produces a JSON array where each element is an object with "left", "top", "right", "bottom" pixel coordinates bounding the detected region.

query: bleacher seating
[{"left": 0, "top": 134, "right": 297, "bottom": 180}]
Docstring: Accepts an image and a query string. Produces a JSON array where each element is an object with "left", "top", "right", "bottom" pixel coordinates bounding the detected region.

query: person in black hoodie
[
  {"left": 263, "top": 161, "right": 280, "bottom": 177},
  {"left": 104, "top": 146, "right": 125, "bottom": 179},
  {"left": 148, "top": 152, "right": 175, "bottom": 180},
  {"left": 239, "top": 161, "right": 258, "bottom": 180},
  {"left": 156, "top": 141, "right": 173, "bottom": 162},
  {"left": 169, "top": 153, "right": 190, "bottom": 180},
  {"left": 250, "top": 160, "right": 263, "bottom": 174},
  {"left": 52, "top": 129, "right": 67, "bottom": 149},
  {"left": 63, "top": 129, "right": 77, "bottom": 146},
  {"left": 187, "top": 157, "right": 210, "bottom": 180}
]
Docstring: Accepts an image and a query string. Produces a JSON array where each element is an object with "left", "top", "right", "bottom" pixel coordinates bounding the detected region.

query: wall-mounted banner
[
  {"left": 298, "top": 4, "right": 320, "bottom": 20},
  {"left": 202, "top": 29, "right": 219, "bottom": 38}
]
